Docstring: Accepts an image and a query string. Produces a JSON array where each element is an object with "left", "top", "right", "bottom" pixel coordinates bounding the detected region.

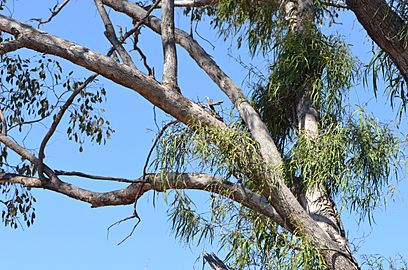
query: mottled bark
[{"left": 347, "top": 0, "right": 408, "bottom": 81}]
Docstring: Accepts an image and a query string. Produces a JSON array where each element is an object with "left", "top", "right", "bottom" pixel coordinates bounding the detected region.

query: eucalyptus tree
[{"left": 0, "top": 0, "right": 406, "bottom": 269}]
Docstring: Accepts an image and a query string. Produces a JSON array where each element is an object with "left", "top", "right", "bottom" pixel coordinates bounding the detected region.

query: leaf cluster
[
  {"left": 151, "top": 121, "right": 265, "bottom": 185},
  {"left": 289, "top": 109, "right": 401, "bottom": 221},
  {"left": 253, "top": 31, "right": 358, "bottom": 153},
  {"left": 0, "top": 183, "right": 36, "bottom": 229}
]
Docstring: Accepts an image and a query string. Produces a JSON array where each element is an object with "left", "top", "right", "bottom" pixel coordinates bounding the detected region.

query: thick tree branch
[
  {"left": 161, "top": 0, "right": 179, "bottom": 89},
  {"left": 203, "top": 252, "right": 231, "bottom": 270},
  {"left": 94, "top": 0, "right": 136, "bottom": 68},
  {"left": 0, "top": 171, "right": 286, "bottom": 227},
  {"left": 98, "top": 3, "right": 356, "bottom": 266},
  {"left": 0, "top": 39, "right": 25, "bottom": 54},
  {"left": 0, "top": 14, "right": 223, "bottom": 129},
  {"left": 347, "top": 0, "right": 408, "bottom": 81}
]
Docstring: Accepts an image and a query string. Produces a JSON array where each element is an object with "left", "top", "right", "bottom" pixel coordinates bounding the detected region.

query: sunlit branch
[
  {"left": 161, "top": 0, "right": 179, "bottom": 89},
  {"left": 94, "top": 0, "right": 136, "bottom": 69},
  {"left": 0, "top": 134, "right": 59, "bottom": 182},
  {"left": 0, "top": 171, "right": 286, "bottom": 228}
]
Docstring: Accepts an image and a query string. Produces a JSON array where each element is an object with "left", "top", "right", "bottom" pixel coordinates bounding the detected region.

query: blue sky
[{"left": 0, "top": 1, "right": 407, "bottom": 269}]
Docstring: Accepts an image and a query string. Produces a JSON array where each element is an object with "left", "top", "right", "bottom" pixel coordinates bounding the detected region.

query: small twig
[
  {"left": 132, "top": 28, "right": 154, "bottom": 76},
  {"left": 30, "top": 0, "right": 71, "bottom": 27},
  {"left": 143, "top": 120, "right": 178, "bottom": 179},
  {"left": 107, "top": 213, "right": 141, "bottom": 245},
  {"left": 128, "top": 1, "right": 161, "bottom": 76},
  {"left": 54, "top": 170, "right": 137, "bottom": 183}
]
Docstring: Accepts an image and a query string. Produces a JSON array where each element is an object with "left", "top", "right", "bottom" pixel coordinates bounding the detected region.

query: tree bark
[{"left": 347, "top": 0, "right": 408, "bottom": 81}]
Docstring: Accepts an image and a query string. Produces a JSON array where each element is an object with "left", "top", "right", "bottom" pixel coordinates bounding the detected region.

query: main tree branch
[{"left": 0, "top": 172, "right": 286, "bottom": 228}]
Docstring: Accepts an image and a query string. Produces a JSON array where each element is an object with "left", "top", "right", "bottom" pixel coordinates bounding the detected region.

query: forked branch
[{"left": 94, "top": 0, "right": 136, "bottom": 68}]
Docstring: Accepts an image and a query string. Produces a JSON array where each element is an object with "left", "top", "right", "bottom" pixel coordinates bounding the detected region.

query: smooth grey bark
[{"left": 161, "top": 0, "right": 179, "bottom": 88}]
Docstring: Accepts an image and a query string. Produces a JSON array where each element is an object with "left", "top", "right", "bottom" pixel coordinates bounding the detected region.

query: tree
[{"left": 0, "top": 0, "right": 406, "bottom": 269}]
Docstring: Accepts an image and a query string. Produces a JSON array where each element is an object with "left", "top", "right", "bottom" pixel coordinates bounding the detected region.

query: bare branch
[
  {"left": 30, "top": 0, "right": 71, "bottom": 27},
  {"left": 203, "top": 252, "right": 231, "bottom": 270},
  {"left": 102, "top": 0, "right": 282, "bottom": 166},
  {"left": 38, "top": 74, "right": 98, "bottom": 180},
  {"left": 94, "top": 0, "right": 136, "bottom": 68},
  {"left": 161, "top": 0, "right": 179, "bottom": 89},
  {"left": 147, "top": 0, "right": 218, "bottom": 9},
  {"left": 143, "top": 120, "right": 178, "bottom": 178},
  {"left": 0, "top": 171, "right": 286, "bottom": 227},
  {"left": 0, "top": 14, "right": 223, "bottom": 129},
  {"left": 55, "top": 170, "right": 137, "bottom": 183},
  {"left": 347, "top": 0, "right": 408, "bottom": 82}
]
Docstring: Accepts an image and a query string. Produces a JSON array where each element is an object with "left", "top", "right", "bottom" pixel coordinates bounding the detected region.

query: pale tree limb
[
  {"left": 94, "top": 0, "right": 136, "bottom": 69},
  {"left": 203, "top": 252, "right": 231, "bottom": 270},
  {"left": 0, "top": 14, "right": 223, "bottom": 129},
  {"left": 161, "top": 0, "right": 179, "bottom": 89},
  {"left": 0, "top": 107, "right": 6, "bottom": 135},
  {"left": 102, "top": 0, "right": 283, "bottom": 166},
  {"left": 0, "top": 134, "right": 59, "bottom": 182},
  {"left": 285, "top": 0, "right": 355, "bottom": 263},
  {"left": 0, "top": 171, "right": 286, "bottom": 228}
]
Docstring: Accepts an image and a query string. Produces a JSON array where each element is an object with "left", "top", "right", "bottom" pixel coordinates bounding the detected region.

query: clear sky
[{"left": 0, "top": 1, "right": 407, "bottom": 269}]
